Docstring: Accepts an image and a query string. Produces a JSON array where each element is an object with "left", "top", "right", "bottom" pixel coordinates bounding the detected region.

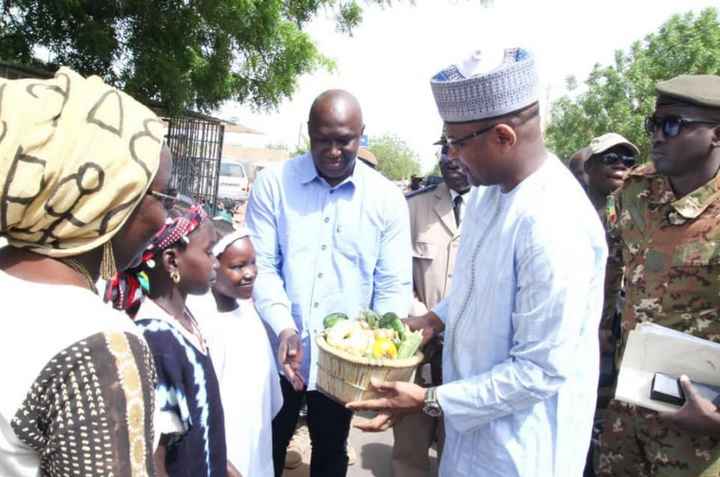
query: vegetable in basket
[
  {"left": 359, "top": 310, "right": 381, "bottom": 329},
  {"left": 397, "top": 330, "right": 423, "bottom": 359},
  {"left": 323, "top": 312, "right": 349, "bottom": 329},
  {"left": 323, "top": 310, "right": 423, "bottom": 360},
  {"left": 326, "top": 320, "right": 374, "bottom": 356},
  {"left": 379, "top": 312, "right": 406, "bottom": 341}
]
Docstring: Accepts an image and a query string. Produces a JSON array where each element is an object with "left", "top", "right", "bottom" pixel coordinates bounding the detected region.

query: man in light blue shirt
[
  {"left": 349, "top": 49, "right": 606, "bottom": 477},
  {"left": 246, "top": 89, "right": 412, "bottom": 477}
]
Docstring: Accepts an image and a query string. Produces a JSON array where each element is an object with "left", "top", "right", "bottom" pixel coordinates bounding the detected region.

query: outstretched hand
[
  {"left": 353, "top": 411, "right": 396, "bottom": 433},
  {"left": 278, "top": 328, "right": 304, "bottom": 391},
  {"left": 346, "top": 378, "right": 426, "bottom": 432},
  {"left": 660, "top": 375, "right": 720, "bottom": 437}
]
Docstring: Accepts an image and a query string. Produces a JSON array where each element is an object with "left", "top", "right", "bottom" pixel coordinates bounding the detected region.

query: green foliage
[
  {"left": 290, "top": 132, "right": 311, "bottom": 158},
  {"left": 369, "top": 133, "right": 421, "bottom": 180},
  {"left": 545, "top": 8, "right": 720, "bottom": 163},
  {"left": 0, "top": 0, "right": 394, "bottom": 113}
]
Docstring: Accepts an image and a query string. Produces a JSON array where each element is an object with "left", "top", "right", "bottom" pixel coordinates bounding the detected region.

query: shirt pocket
[
  {"left": 666, "top": 240, "right": 720, "bottom": 322},
  {"left": 335, "top": 215, "right": 380, "bottom": 272},
  {"left": 282, "top": 211, "right": 318, "bottom": 255},
  {"left": 671, "top": 240, "right": 720, "bottom": 267}
]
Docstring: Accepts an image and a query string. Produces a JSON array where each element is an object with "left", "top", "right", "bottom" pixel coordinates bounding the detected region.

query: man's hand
[
  {"left": 404, "top": 312, "right": 445, "bottom": 346},
  {"left": 660, "top": 375, "right": 720, "bottom": 437},
  {"left": 278, "top": 328, "right": 304, "bottom": 391},
  {"left": 353, "top": 411, "right": 396, "bottom": 433},
  {"left": 346, "top": 378, "right": 426, "bottom": 432}
]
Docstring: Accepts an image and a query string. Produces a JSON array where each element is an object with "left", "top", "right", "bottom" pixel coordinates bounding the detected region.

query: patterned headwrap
[
  {"left": 106, "top": 204, "right": 208, "bottom": 313},
  {"left": 0, "top": 67, "right": 164, "bottom": 256}
]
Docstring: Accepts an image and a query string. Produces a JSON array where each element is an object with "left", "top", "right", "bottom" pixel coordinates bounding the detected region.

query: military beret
[{"left": 656, "top": 74, "right": 720, "bottom": 108}]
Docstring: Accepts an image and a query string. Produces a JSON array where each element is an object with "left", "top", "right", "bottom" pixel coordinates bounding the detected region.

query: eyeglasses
[
  {"left": 441, "top": 123, "right": 497, "bottom": 150},
  {"left": 438, "top": 105, "right": 541, "bottom": 150},
  {"left": 644, "top": 115, "right": 719, "bottom": 138},
  {"left": 147, "top": 189, "right": 193, "bottom": 210},
  {"left": 597, "top": 152, "right": 637, "bottom": 168}
]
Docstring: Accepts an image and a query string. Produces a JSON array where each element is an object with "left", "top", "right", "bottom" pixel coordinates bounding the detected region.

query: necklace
[
  {"left": 60, "top": 258, "right": 99, "bottom": 295},
  {"left": 154, "top": 299, "right": 207, "bottom": 353}
]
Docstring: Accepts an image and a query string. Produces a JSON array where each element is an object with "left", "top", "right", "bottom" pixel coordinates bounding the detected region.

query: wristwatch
[{"left": 423, "top": 386, "right": 443, "bottom": 417}]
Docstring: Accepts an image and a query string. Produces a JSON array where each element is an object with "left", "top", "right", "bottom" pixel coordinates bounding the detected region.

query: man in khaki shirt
[{"left": 393, "top": 144, "right": 469, "bottom": 476}]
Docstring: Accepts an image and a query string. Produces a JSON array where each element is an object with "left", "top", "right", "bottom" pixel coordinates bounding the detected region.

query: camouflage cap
[
  {"left": 588, "top": 132, "right": 640, "bottom": 156},
  {"left": 656, "top": 74, "right": 720, "bottom": 108}
]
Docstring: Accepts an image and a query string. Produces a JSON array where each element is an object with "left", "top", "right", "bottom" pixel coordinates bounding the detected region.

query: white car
[{"left": 218, "top": 161, "right": 250, "bottom": 201}]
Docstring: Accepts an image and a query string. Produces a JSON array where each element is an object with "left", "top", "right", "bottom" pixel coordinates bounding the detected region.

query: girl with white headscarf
[{"left": 188, "top": 218, "right": 283, "bottom": 477}]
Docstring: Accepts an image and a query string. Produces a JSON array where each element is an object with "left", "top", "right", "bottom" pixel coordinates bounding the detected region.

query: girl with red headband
[{"left": 108, "top": 204, "right": 239, "bottom": 477}]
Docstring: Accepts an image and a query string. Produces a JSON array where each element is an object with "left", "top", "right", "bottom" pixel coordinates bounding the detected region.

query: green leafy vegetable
[{"left": 323, "top": 312, "right": 349, "bottom": 330}]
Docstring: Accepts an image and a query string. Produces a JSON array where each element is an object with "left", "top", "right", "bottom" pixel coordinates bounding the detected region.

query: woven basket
[{"left": 316, "top": 335, "right": 424, "bottom": 404}]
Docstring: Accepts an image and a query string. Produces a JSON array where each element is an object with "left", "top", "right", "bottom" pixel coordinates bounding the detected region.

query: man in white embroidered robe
[{"left": 348, "top": 48, "right": 608, "bottom": 477}]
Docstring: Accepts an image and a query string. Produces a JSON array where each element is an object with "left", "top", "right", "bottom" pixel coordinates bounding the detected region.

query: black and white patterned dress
[
  {"left": 135, "top": 299, "right": 227, "bottom": 477},
  {"left": 0, "top": 271, "right": 157, "bottom": 477}
]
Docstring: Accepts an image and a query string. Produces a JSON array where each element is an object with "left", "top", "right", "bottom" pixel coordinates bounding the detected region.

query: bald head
[
  {"left": 309, "top": 89, "right": 363, "bottom": 127},
  {"left": 307, "top": 90, "right": 365, "bottom": 186}
]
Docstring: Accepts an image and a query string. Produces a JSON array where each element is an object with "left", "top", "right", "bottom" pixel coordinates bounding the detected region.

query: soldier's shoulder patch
[{"left": 406, "top": 184, "right": 439, "bottom": 200}]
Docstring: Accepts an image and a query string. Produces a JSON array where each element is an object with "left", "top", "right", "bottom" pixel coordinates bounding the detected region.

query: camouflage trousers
[{"left": 596, "top": 400, "right": 720, "bottom": 476}]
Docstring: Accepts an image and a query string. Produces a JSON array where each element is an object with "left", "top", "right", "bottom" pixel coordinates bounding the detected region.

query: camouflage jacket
[
  {"left": 606, "top": 163, "right": 720, "bottom": 343},
  {"left": 596, "top": 195, "right": 623, "bottom": 328}
]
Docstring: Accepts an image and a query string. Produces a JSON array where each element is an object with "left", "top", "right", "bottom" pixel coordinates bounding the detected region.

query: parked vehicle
[{"left": 218, "top": 161, "right": 250, "bottom": 201}]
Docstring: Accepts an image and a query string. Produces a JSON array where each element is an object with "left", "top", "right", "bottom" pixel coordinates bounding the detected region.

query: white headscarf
[{"left": 212, "top": 226, "right": 250, "bottom": 257}]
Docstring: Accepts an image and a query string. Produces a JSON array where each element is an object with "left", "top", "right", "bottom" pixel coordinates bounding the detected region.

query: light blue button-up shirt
[
  {"left": 246, "top": 153, "right": 412, "bottom": 389},
  {"left": 433, "top": 156, "right": 607, "bottom": 476}
]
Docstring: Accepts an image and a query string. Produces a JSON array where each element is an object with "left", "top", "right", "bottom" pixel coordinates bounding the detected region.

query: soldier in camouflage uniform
[
  {"left": 585, "top": 133, "right": 639, "bottom": 355},
  {"left": 582, "top": 133, "right": 639, "bottom": 476},
  {"left": 597, "top": 74, "right": 720, "bottom": 476}
]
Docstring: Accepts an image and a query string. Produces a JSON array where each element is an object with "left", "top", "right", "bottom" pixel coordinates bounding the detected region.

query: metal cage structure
[{"left": 164, "top": 117, "right": 225, "bottom": 214}]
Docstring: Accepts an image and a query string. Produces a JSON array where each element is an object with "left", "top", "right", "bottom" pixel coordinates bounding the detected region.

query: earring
[
  {"left": 100, "top": 241, "right": 118, "bottom": 280},
  {"left": 170, "top": 270, "right": 181, "bottom": 284},
  {"left": 137, "top": 271, "right": 151, "bottom": 293}
]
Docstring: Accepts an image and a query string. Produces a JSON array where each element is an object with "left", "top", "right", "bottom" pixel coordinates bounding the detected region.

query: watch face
[{"left": 423, "top": 404, "right": 442, "bottom": 418}]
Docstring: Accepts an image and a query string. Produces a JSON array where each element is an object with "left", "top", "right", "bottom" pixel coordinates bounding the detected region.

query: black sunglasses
[
  {"left": 644, "top": 115, "right": 719, "bottom": 138},
  {"left": 148, "top": 189, "right": 193, "bottom": 210},
  {"left": 596, "top": 152, "right": 637, "bottom": 168}
]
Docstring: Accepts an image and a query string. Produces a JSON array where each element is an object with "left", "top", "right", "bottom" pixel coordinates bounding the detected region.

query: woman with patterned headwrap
[
  {"left": 0, "top": 68, "right": 177, "bottom": 476},
  {"left": 109, "top": 204, "right": 233, "bottom": 477}
]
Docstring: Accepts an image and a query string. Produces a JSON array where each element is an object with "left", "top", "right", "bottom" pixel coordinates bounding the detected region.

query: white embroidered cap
[{"left": 430, "top": 47, "right": 540, "bottom": 123}]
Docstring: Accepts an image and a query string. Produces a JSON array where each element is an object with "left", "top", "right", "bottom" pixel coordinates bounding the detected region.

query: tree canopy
[
  {"left": 369, "top": 133, "right": 421, "bottom": 180},
  {"left": 0, "top": 0, "right": 395, "bottom": 113},
  {"left": 545, "top": 7, "right": 720, "bottom": 162}
]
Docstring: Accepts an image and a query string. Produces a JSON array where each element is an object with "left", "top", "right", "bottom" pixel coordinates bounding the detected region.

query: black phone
[
  {"left": 650, "top": 372, "right": 720, "bottom": 406},
  {"left": 650, "top": 373, "right": 684, "bottom": 406}
]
